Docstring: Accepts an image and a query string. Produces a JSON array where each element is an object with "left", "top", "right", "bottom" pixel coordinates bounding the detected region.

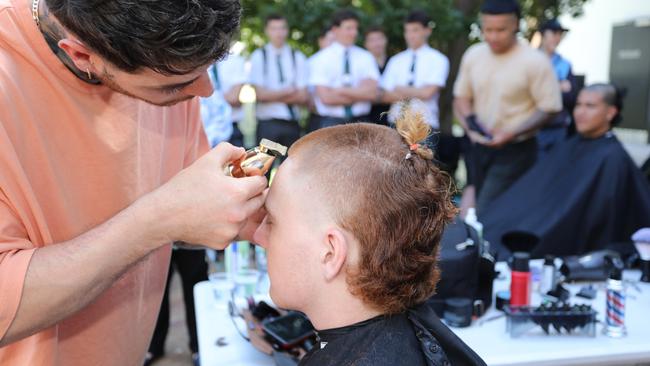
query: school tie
[
  {"left": 408, "top": 52, "right": 417, "bottom": 86},
  {"left": 277, "top": 53, "right": 297, "bottom": 121},
  {"left": 343, "top": 49, "right": 353, "bottom": 120}
]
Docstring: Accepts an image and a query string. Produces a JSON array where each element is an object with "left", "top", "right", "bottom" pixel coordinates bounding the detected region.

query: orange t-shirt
[{"left": 0, "top": 0, "right": 209, "bottom": 364}]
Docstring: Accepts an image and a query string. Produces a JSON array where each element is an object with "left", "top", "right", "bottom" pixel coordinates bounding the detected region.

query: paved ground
[{"left": 150, "top": 271, "right": 194, "bottom": 366}]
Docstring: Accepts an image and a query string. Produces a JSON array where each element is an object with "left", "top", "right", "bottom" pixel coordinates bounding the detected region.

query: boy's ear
[{"left": 321, "top": 228, "right": 348, "bottom": 281}]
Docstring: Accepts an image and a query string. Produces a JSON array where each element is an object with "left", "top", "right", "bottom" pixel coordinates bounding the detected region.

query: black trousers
[
  {"left": 468, "top": 138, "right": 537, "bottom": 214},
  {"left": 148, "top": 247, "right": 208, "bottom": 356},
  {"left": 256, "top": 119, "right": 301, "bottom": 151}
]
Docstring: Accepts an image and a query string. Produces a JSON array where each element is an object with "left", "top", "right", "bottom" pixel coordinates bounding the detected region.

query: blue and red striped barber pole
[{"left": 604, "top": 279, "right": 627, "bottom": 338}]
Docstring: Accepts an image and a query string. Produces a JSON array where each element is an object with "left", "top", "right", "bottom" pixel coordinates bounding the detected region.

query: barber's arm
[{"left": 0, "top": 143, "right": 267, "bottom": 347}]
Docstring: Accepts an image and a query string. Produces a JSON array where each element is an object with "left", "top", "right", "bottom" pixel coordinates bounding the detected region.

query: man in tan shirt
[
  {"left": 454, "top": 0, "right": 561, "bottom": 214},
  {"left": 0, "top": 0, "right": 268, "bottom": 365}
]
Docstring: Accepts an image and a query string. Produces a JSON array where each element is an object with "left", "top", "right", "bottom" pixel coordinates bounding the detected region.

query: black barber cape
[
  {"left": 481, "top": 132, "right": 650, "bottom": 259},
  {"left": 299, "top": 303, "right": 486, "bottom": 366}
]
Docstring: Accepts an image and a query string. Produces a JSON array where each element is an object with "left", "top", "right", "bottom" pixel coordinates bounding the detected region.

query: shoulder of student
[
  {"left": 220, "top": 53, "right": 245, "bottom": 68},
  {"left": 352, "top": 45, "right": 375, "bottom": 60},
  {"left": 419, "top": 47, "right": 450, "bottom": 73},
  {"left": 390, "top": 49, "right": 410, "bottom": 63},
  {"left": 308, "top": 48, "right": 329, "bottom": 65},
  {"left": 250, "top": 48, "right": 264, "bottom": 63},
  {"left": 427, "top": 46, "right": 450, "bottom": 64},
  {"left": 462, "top": 42, "right": 490, "bottom": 61},
  {"left": 293, "top": 48, "right": 308, "bottom": 60},
  {"left": 520, "top": 43, "right": 554, "bottom": 67}
]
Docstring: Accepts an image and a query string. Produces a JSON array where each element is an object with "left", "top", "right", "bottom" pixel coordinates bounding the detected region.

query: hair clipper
[{"left": 225, "top": 139, "right": 288, "bottom": 178}]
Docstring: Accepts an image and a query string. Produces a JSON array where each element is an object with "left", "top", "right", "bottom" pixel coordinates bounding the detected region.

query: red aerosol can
[{"left": 510, "top": 252, "right": 531, "bottom": 306}]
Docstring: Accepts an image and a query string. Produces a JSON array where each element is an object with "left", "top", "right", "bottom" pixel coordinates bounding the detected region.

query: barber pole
[{"left": 604, "top": 278, "right": 627, "bottom": 338}]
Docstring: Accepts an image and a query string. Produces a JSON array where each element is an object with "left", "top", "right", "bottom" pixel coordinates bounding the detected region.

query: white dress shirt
[
  {"left": 218, "top": 53, "right": 247, "bottom": 122},
  {"left": 309, "top": 42, "right": 380, "bottom": 118},
  {"left": 381, "top": 45, "right": 449, "bottom": 128},
  {"left": 249, "top": 44, "right": 308, "bottom": 121},
  {"left": 200, "top": 63, "right": 233, "bottom": 147}
]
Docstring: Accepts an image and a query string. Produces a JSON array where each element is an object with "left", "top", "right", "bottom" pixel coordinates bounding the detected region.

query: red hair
[{"left": 290, "top": 105, "right": 457, "bottom": 314}]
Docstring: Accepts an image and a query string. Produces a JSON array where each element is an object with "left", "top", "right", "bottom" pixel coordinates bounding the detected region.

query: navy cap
[
  {"left": 540, "top": 19, "right": 569, "bottom": 32},
  {"left": 480, "top": 0, "right": 521, "bottom": 18}
]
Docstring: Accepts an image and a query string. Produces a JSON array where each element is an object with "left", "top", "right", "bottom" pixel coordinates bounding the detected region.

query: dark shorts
[{"left": 467, "top": 137, "right": 538, "bottom": 214}]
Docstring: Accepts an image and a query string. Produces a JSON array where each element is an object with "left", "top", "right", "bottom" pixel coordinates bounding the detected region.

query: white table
[
  {"left": 195, "top": 264, "right": 650, "bottom": 366},
  {"left": 452, "top": 262, "right": 650, "bottom": 366},
  {"left": 194, "top": 281, "right": 274, "bottom": 366}
]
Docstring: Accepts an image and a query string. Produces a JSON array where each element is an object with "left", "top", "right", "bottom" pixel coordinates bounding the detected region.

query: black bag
[{"left": 429, "top": 215, "right": 496, "bottom": 317}]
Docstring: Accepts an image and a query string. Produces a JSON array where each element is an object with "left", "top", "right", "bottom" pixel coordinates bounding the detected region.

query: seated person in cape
[
  {"left": 481, "top": 84, "right": 650, "bottom": 259},
  {"left": 253, "top": 104, "right": 485, "bottom": 366}
]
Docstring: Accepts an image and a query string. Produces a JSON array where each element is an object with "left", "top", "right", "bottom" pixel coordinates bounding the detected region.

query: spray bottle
[{"left": 604, "top": 256, "right": 626, "bottom": 338}]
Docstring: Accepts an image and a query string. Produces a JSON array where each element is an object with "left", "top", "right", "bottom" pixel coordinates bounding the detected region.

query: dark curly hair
[
  {"left": 290, "top": 103, "right": 457, "bottom": 314},
  {"left": 45, "top": 0, "right": 241, "bottom": 75}
]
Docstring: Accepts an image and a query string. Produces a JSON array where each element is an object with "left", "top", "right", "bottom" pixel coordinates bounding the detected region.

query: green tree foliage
[
  {"left": 239, "top": 0, "right": 589, "bottom": 129},
  {"left": 239, "top": 0, "right": 588, "bottom": 56},
  {"left": 240, "top": 0, "right": 468, "bottom": 56}
]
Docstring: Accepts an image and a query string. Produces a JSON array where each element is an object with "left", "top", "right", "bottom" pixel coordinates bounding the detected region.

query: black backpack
[{"left": 429, "top": 216, "right": 496, "bottom": 317}]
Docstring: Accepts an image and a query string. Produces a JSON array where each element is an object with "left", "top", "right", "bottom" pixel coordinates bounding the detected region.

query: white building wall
[{"left": 557, "top": 0, "right": 650, "bottom": 84}]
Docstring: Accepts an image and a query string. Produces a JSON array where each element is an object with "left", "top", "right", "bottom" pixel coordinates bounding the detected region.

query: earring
[{"left": 86, "top": 68, "right": 92, "bottom": 80}]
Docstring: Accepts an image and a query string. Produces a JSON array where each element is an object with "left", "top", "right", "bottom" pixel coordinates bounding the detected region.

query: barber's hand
[
  {"left": 483, "top": 130, "right": 516, "bottom": 149},
  {"left": 150, "top": 142, "right": 268, "bottom": 249}
]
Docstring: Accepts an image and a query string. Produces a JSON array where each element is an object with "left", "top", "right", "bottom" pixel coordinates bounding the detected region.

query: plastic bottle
[
  {"left": 464, "top": 208, "right": 483, "bottom": 240},
  {"left": 237, "top": 241, "right": 250, "bottom": 270},
  {"left": 539, "top": 255, "right": 556, "bottom": 295},
  {"left": 510, "top": 252, "right": 531, "bottom": 307},
  {"left": 604, "top": 257, "right": 626, "bottom": 338},
  {"left": 225, "top": 242, "right": 238, "bottom": 276}
]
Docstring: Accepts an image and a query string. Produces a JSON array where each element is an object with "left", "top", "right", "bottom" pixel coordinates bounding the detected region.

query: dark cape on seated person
[
  {"left": 298, "top": 302, "right": 486, "bottom": 366},
  {"left": 480, "top": 132, "right": 650, "bottom": 259}
]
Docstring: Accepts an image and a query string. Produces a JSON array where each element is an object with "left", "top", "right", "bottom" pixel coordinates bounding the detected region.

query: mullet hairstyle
[{"left": 290, "top": 105, "right": 457, "bottom": 314}]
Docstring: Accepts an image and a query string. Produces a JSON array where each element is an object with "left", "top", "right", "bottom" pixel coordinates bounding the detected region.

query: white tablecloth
[{"left": 195, "top": 263, "right": 650, "bottom": 366}]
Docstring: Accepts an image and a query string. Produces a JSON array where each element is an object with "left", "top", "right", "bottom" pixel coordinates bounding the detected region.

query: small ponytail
[{"left": 394, "top": 99, "right": 434, "bottom": 161}]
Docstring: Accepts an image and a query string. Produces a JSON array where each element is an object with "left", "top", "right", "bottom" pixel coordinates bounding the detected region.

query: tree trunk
[{"left": 439, "top": 0, "right": 480, "bottom": 134}]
